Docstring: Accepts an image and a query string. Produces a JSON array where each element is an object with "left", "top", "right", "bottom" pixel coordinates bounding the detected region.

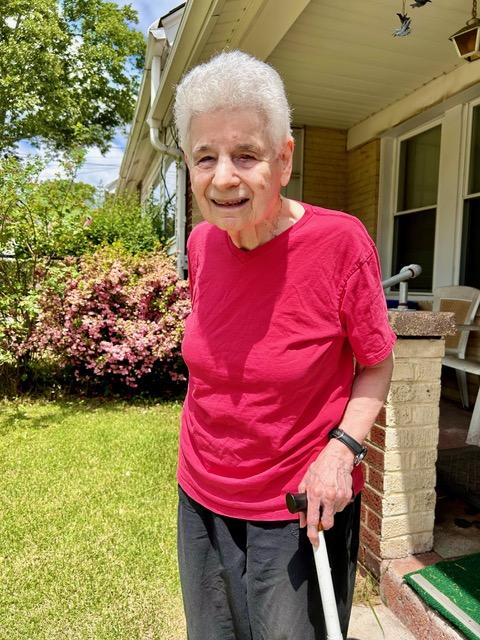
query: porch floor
[{"left": 436, "top": 397, "right": 480, "bottom": 559}]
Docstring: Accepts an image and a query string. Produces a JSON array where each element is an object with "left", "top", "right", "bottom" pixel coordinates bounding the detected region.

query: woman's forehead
[{"left": 189, "top": 108, "right": 270, "bottom": 150}]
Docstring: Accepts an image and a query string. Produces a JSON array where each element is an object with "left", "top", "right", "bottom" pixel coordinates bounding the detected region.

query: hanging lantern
[{"left": 450, "top": 0, "right": 480, "bottom": 62}]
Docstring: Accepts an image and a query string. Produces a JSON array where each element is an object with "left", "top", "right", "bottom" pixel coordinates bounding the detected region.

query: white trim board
[{"left": 348, "top": 64, "right": 480, "bottom": 151}]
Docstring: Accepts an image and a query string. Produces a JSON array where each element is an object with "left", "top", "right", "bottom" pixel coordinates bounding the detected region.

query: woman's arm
[{"left": 298, "top": 351, "right": 394, "bottom": 546}]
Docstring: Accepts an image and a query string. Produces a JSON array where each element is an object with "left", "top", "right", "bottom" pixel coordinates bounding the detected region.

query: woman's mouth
[{"left": 211, "top": 198, "right": 249, "bottom": 208}]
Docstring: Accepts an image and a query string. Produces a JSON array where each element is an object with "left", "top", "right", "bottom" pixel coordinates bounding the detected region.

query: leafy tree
[
  {"left": 0, "top": 0, "right": 145, "bottom": 153},
  {"left": 0, "top": 155, "right": 93, "bottom": 371}
]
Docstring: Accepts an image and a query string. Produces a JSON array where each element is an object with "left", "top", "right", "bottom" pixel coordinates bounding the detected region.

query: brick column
[{"left": 359, "top": 311, "right": 456, "bottom": 579}]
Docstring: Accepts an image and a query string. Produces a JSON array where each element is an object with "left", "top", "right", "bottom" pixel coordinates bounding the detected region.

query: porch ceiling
[{"left": 266, "top": 0, "right": 474, "bottom": 130}]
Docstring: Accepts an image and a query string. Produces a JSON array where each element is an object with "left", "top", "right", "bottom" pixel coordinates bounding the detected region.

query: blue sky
[{"left": 19, "top": 0, "right": 180, "bottom": 188}]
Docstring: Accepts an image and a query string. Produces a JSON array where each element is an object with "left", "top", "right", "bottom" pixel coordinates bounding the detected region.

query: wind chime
[{"left": 393, "top": 0, "right": 431, "bottom": 38}]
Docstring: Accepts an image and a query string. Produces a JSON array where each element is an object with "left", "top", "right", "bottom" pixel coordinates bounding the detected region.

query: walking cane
[{"left": 286, "top": 492, "right": 343, "bottom": 640}]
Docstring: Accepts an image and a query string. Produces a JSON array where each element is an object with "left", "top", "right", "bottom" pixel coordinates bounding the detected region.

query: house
[{"left": 118, "top": 1, "right": 480, "bottom": 635}]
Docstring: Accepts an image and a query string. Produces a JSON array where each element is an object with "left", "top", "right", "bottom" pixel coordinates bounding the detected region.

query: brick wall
[
  {"left": 302, "top": 127, "right": 347, "bottom": 211},
  {"left": 346, "top": 139, "right": 380, "bottom": 241},
  {"left": 302, "top": 126, "right": 380, "bottom": 241},
  {"left": 359, "top": 338, "right": 444, "bottom": 578}
]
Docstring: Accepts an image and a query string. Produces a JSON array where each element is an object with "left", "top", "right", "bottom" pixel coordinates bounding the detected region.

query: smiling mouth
[{"left": 211, "top": 198, "right": 249, "bottom": 207}]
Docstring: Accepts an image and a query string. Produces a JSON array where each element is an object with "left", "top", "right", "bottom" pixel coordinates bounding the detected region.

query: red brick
[
  {"left": 368, "top": 424, "right": 386, "bottom": 448},
  {"left": 360, "top": 523, "right": 381, "bottom": 557},
  {"left": 367, "top": 508, "right": 382, "bottom": 535},
  {"left": 362, "top": 548, "right": 382, "bottom": 579},
  {"left": 360, "top": 503, "right": 368, "bottom": 524},
  {"left": 363, "top": 486, "right": 383, "bottom": 515},
  {"left": 375, "top": 407, "right": 386, "bottom": 427},
  {"left": 366, "top": 443, "right": 385, "bottom": 471},
  {"left": 367, "top": 465, "right": 384, "bottom": 493}
]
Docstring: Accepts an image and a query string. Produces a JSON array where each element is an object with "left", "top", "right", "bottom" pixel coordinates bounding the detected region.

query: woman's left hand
[{"left": 298, "top": 439, "right": 355, "bottom": 546}]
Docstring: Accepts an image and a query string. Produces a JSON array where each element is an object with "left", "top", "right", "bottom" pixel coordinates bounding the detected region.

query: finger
[
  {"left": 298, "top": 480, "right": 307, "bottom": 528},
  {"left": 306, "top": 495, "right": 321, "bottom": 547},
  {"left": 320, "top": 503, "right": 335, "bottom": 530},
  {"left": 307, "top": 523, "right": 320, "bottom": 547}
]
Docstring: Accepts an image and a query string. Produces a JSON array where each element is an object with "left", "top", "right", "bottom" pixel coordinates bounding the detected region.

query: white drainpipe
[
  {"left": 176, "top": 161, "right": 187, "bottom": 276},
  {"left": 148, "top": 53, "right": 187, "bottom": 277}
]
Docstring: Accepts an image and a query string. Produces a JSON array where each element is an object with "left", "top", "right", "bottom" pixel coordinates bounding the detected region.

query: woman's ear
[{"left": 279, "top": 137, "right": 294, "bottom": 187}]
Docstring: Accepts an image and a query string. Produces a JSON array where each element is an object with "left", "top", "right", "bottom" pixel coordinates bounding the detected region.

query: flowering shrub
[
  {"left": 0, "top": 156, "right": 163, "bottom": 389},
  {"left": 34, "top": 246, "right": 190, "bottom": 393}
]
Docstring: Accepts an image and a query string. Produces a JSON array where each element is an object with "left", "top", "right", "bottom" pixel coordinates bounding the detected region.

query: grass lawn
[{"left": 0, "top": 398, "right": 186, "bottom": 640}]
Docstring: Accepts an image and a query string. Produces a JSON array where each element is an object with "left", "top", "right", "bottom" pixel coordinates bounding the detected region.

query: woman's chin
[{"left": 208, "top": 215, "right": 247, "bottom": 232}]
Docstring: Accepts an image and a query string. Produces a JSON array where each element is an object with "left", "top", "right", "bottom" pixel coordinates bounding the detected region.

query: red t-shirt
[{"left": 178, "top": 203, "right": 396, "bottom": 520}]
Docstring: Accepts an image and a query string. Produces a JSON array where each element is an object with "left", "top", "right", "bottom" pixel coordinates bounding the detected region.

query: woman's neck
[{"left": 228, "top": 198, "right": 305, "bottom": 251}]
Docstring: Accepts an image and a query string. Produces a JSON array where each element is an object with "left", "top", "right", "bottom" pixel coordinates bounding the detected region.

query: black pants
[{"left": 177, "top": 486, "right": 361, "bottom": 640}]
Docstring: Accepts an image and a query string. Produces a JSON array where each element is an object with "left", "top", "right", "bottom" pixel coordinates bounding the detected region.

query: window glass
[
  {"left": 460, "top": 196, "right": 480, "bottom": 288},
  {"left": 468, "top": 105, "right": 480, "bottom": 195},
  {"left": 397, "top": 126, "right": 441, "bottom": 211},
  {"left": 392, "top": 209, "right": 436, "bottom": 291}
]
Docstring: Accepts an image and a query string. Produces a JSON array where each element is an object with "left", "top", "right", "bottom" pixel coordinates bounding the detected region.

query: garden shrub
[
  {"left": 83, "top": 193, "right": 162, "bottom": 255},
  {"left": 0, "top": 156, "right": 175, "bottom": 393},
  {"left": 33, "top": 246, "right": 190, "bottom": 394}
]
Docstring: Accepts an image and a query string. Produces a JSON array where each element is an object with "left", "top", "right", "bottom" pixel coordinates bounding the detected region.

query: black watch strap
[{"left": 329, "top": 428, "right": 368, "bottom": 466}]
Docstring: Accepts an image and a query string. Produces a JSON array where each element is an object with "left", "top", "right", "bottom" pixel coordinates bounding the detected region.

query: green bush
[
  {"left": 83, "top": 193, "right": 161, "bottom": 255},
  {"left": 0, "top": 156, "right": 176, "bottom": 393}
]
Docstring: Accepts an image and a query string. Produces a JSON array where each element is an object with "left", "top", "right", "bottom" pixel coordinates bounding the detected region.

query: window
[
  {"left": 379, "top": 88, "right": 480, "bottom": 296},
  {"left": 151, "top": 160, "right": 177, "bottom": 244},
  {"left": 393, "top": 125, "right": 441, "bottom": 291},
  {"left": 460, "top": 104, "right": 480, "bottom": 288}
]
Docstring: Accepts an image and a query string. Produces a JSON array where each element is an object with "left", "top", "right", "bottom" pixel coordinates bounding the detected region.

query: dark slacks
[{"left": 177, "top": 486, "right": 361, "bottom": 640}]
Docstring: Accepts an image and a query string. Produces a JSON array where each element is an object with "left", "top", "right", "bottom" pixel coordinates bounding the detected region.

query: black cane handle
[{"left": 285, "top": 492, "right": 308, "bottom": 514}]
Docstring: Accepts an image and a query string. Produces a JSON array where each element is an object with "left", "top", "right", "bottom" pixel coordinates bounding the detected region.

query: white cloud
[{"left": 16, "top": 137, "right": 127, "bottom": 189}]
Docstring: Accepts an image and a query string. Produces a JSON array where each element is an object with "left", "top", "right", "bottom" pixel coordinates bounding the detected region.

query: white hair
[{"left": 173, "top": 50, "right": 292, "bottom": 155}]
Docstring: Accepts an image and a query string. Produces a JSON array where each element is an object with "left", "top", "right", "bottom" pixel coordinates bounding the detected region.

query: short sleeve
[{"left": 339, "top": 246, "right": 396, "bottom": 366}]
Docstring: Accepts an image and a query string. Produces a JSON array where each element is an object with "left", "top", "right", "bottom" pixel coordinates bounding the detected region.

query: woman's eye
[
  {"left": 237, "top": 155, "right": 256, "bottom": 164},
  {"left": 196, "top": 156, "right": 214, "bottom": 166}
]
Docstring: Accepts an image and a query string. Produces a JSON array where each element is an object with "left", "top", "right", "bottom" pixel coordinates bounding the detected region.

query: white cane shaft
[{"left": 313, "top": 531, "right": 343, "bottom": 640}]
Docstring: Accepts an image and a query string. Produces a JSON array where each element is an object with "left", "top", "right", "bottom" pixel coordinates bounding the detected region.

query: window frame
[{"left": 377, "top": 87, "right": 480, "bottom": 301}]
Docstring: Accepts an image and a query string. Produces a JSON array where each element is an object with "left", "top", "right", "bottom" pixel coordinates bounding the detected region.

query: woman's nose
[{"left": 211, "top": 156, "right": 240, "bottom": 189}]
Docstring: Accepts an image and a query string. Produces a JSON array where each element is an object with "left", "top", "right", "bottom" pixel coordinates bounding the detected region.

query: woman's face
[{"left": 186, "top": 108, "right": 293, "bottom": 234}]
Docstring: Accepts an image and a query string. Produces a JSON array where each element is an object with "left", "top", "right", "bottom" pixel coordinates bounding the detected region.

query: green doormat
[{"left": 404, "top": 553, "right": 480, "bottom": 640}]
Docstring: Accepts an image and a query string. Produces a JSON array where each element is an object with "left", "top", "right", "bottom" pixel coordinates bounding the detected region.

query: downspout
[
  {"left": 148, "top": 52, "right": 187, "bottom": 277},
  {"left": 147, "top": 54, "right": 182, "bottom": 160},
  {"left": 176, "top": 159, "right": 187, "bottom": 277}
]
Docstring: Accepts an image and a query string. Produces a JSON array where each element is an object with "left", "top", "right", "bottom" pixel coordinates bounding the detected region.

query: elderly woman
[{"left": 174, "top": 51, "right": 395, "bottom": 640}]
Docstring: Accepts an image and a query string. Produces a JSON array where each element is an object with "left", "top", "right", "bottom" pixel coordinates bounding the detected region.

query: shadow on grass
[{"left": 0, "top": 393, "right": 186, "bottom": 437}]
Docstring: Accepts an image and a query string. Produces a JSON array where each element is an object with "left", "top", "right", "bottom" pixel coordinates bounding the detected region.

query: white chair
[{"left": 433, "top": 286, "right": 480, "bottom": 446}]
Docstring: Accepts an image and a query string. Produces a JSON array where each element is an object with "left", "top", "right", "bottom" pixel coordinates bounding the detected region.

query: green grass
[{"left": 0, "top": 398, "right": 186, "bottom": 640}]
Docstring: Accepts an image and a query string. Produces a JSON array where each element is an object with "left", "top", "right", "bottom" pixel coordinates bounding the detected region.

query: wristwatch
[{"left": 329, "top": 428, "right": 368, "bottom": 466}]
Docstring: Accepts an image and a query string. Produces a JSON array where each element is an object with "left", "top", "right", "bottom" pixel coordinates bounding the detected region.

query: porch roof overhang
[{"left": 119, "top": 0, "right": 480, "bottom": 191}]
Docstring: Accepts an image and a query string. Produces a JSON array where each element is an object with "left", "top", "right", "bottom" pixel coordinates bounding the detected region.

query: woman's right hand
[{"left": 297, "top": 440, "right": 354, "bottom": 546}]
